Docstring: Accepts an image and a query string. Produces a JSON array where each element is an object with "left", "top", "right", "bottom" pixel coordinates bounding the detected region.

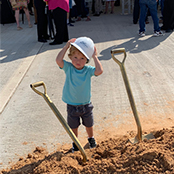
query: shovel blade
[{"left": 129, "top": 133, "right": 155, "bottom": 144}]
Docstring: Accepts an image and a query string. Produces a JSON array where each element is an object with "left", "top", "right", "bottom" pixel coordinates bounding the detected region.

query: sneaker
[
  {"left": 72, "top": 142, "right": 79, "bottom": 152},
  {"left": 88, "top": 137, "right": 97, "bottom": 149},
  {"left": 139, "top": 31, "right": 145, "bottom": 37},
  {"left": 153, "top": 31, "right": 163, "bottom": 37}
]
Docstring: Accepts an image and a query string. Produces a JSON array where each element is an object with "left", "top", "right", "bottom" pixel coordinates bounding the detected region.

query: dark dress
[
  {"left": 51, "top": 7, "right": 69, "bottom": 44},
  {"left": 34, "top": 0, "right": 48, "bottom": 41}
]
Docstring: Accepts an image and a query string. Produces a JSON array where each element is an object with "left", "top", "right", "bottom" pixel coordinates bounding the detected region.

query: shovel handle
[
  {"left": 111, "top": 48, "right": 143, "bottom": 142},
  {"left": 30, "top": 81, "right": 47, "bottom": 96},
  {"left": 111, "top": 48, "right": 127, "bottom": 65},
  {"left": 30, "top": 81, "right": 88, "bottom": 162}
]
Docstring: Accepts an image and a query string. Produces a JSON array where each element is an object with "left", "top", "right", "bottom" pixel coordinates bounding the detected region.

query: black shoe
[
  {"left": 38, "top": 38, "right": 47, "bottom": 43},
  {"left": 72, "top": 142, "right": 79, "bottom": 153},
  {"left": 88, "top": 137, "right": 97, "bottom": 149},
  {"left": 49, "top": 40, "right": 63, "bottom": 45}
]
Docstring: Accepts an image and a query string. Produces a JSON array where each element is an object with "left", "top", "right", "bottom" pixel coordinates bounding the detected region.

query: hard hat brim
[{"left": 71, "top": 42, "right": 90, "bottom": 60}]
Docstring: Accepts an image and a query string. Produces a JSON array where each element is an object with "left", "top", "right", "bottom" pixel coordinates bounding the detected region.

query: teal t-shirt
[{"left": 61, "top": 60, "right": 95, "bottom": 105}]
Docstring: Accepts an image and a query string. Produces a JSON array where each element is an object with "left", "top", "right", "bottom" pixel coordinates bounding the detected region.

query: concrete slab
[{"left": 1, "top": 6, "right": 174, "bottom": 170}]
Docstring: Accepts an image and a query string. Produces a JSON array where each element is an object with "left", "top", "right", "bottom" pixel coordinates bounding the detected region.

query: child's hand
[
  {"left": 65, "top": 38, "right": 76, "bottom": 49},
  {"left": 69, "top": 38, "right": 76, "bottom": 43},
  {"left": 92, "top": 46, "right": 97, "bottom": 58}
]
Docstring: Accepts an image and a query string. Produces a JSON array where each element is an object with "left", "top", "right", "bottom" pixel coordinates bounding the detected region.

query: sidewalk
[{"left": 1, "top": 6, "right": 174, "bottom": 170}]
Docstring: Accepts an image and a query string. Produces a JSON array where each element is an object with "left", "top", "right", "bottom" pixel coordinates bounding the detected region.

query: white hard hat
[{"left": 71, "top": 37, "right": 94, "bottom": 60}]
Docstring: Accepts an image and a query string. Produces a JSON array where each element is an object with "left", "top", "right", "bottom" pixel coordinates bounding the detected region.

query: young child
[{"left": 56, "top": 37, "right": 103, "bottom": 152}]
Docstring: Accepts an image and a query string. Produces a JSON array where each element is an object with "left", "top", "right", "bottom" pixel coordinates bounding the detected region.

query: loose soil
[{"left": 1, "top": 127, "right": 174, "bottom": 174}]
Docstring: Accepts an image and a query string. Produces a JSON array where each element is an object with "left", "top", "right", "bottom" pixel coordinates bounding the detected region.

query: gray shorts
[{"left": 67, "top": 103, "right": 94, "bottom": 129}]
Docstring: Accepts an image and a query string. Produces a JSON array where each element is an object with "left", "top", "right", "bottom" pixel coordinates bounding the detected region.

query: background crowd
[{"left": 8, "top": 0, "right": 174, "bottom": 43}]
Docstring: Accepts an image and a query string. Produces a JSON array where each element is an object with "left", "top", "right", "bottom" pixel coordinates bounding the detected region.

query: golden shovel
[
  {"left": 111, "top": 48, "right": 155, "bottom": 144},
  {"left": 30, "top": 81, "right": 88, "bottom": 162}
]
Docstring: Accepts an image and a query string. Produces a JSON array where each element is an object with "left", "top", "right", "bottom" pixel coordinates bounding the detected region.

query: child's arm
[
  {"left": 92, "top": 46, "right": 103, "bottom": 76},
  {"left": 56, "top": 38, "right": 76, "bottom": 68}
]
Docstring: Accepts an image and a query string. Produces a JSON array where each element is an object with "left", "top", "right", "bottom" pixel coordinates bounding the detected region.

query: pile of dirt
[{"left": 1, "top": 128, "right": 174, "bottom": 174}]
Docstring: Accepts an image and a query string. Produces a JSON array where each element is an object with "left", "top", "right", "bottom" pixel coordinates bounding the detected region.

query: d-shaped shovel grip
[
  {"left": 30, "top": 81, "right": 47, "bottom": 96},
  {"left": 111, "top": 48, "right": 127, "bottom": 66}
]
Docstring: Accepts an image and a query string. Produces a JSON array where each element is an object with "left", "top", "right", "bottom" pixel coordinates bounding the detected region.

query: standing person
[
  {"left": 159, "top": 0, "right": 164, "bottom": 22},
  {"left": 138, "top": 0, "right": 163, "bottom": 37},
  {"left": 74, "top": 0, "right": 91, "bottom": 21},
  {"left": 93, "top": 0, "right": 103, "bottom": 16},
  {"left": 133, "top": 0, "right": 151, "bottom": 24},
  {"left": 104, "top": 0, "right": 115, "bottom": 14},
  {"left": 27, "top": 0, "right": 34, "bottom": 15},
  {"left": 45, "top": 0, "right": 69, "bottom": 45},
  {"left": 56, "top": 37, "right": 103, "bottom": 152},
  {"left": 34, "top": 0, "right": 48, "bottom": 42},
  {"left": 67, "top": 0, "right": 74, "bottom": 26},
  {"left": 33, "top": 0, "right": 37, "bottom": 24},
  {"left": 10, "top": 0, "right": 32, "bottom": 30},
  {"left": 161, "top": 0, "right": 174, "bottom": 32}
]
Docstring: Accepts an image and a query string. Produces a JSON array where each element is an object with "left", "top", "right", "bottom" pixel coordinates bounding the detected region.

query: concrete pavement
[{"left": 1, "top": 6, "right": 174, "bottom": 170}]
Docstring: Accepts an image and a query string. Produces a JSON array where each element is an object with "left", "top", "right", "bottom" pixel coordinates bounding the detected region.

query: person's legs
[
  {"left": 72, "top": 128, "right": 78, "bottom": 137},
  {"left": 160, "top": 0, "right": 164, "bottom": 18},
  {"left": 27, "top": 0, "right": 33, "bottom": 15},
  {"left": 15, "top": 10, "right": 20, "bottom": 28},
  {"left": 162, "top": 0, "right": 174, "bottom": 31},
  {"left": 147, "top": 0, "right": 160, "bottom": 32},
  {"left": 86, "top": 126, "right": 96, "bottom": 148},
  {"left": 74, "top": 0, "right": 82, "bottom": 20},
  {"left": 139, "top": 0, "right": 148, "bottom": 32},
  {"left": 94, "top": 0, "right": 99, "bottom": 14},
  {"left": 111, "top": 1, "right": 114, "bottom": 13},
  {"left": 170, "top": 1, "right": 174, "bottom": 30},
  {"left": 34, "top": 0, "right": 47, "bottom": 41},
  {"left": 86, "top": 126, "right": 93, "bottom": 138},
  {"left": 71, "top": 127, "right": 79, "bottom": 152},
  {"left": 23, "top": 8, "right": 32, "bottom": 27},
  {"left": 92, "top": 0, "right": 95, "bottom": 14},
  {"left": 105, "top": 1, "right": 109, "bottom": 13},
  {"left": 133, "top": 0, "right": 140, "bottom": 24},
  {"left": 81, "top": 0, "right": 90, "bottom": 20},
  {"left": 51, "top": 7, "right": 69, "bottom": 45},
  {"left": 33, "top": 0, "right": 37, "bottom": 24}
]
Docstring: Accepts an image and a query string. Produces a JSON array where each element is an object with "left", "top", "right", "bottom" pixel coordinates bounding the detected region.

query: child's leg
[
  {"left": 71, "top": 127, "right": 79, "bottom": 152},
  {"left": 72, "top": 128, "right": 78, "bottom": 137},
  {"left": 86, "top": 126, "right": 96, "bottom": 148},
  {"left": 86, "top": 126, "right": 93, "bottom": 138}
]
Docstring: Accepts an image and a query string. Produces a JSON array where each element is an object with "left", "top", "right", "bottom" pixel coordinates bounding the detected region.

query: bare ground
[{"left": 1, "top": 127, "right": 174, "bottom": 174}]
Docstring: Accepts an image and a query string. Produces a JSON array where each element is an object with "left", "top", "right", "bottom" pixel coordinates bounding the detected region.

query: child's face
[{"left": 70, "top": 51, "right": 88, "bottom": 70}]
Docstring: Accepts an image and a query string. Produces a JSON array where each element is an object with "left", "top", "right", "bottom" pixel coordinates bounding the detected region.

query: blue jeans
[{"left": 139, "top": 0, "right": 160, "bottom": 32}]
